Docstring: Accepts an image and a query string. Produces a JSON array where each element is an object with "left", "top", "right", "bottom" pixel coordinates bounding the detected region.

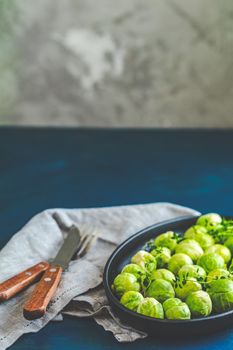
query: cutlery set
[{"left": 0, "top": 226, "right": 94, "bottom": 320}]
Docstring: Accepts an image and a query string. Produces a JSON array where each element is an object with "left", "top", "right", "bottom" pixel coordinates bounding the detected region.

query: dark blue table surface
[{"left": 1, "top": 127, "right": 233, "bottom": 349}]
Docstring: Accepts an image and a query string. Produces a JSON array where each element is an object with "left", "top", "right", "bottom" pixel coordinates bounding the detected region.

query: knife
[{"left": 21, "top": 226, "right": 81, "bottom": 320}]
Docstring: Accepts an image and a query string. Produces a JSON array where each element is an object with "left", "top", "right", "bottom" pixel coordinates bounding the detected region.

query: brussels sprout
[
  {"left": 229, "top": 260, "right": 233, "bottom": 274},
  {"left": 178, "top": 264, "right": 206, "bottom": 281},
  {"left": 205, "top": 244, "right": 231, "bottom": 264},
  {"left": 207, "top": 279, "right": 233, "bottom": 312},
  {"left": 207, "top": 268, "right": 230, "bottom": 284},
  {"left": 137, "top": 297, "right": 164, "bottom": 318},
  {"left": 120, "top": 291, "right": 144, "bottom": 311},
  {"left": 146, "top": 278, "right": 175, "bottom": 303},
  {"left": 150, "top": 269, "right": 176, "bottom": 284},
  {"left": 184, "top": 225, "right": 215, "bottom": 250},
  {"left": 175, "top": 239, "right": 204, "bottom": 262},
  {"left": 197, "top": 253, "right": 225, "bottom": 273},
  {"left": 154, "top": 231, "right": 178, "bottom": 253},
  {"left": 224, "top": 237, "right": 233, "bottom": 255},
  {"left": 131, "top": 250, "right": 157, "bottom": 273},
  {"left": 186, "top": 291, "right": 212, "bottom": 317},
  {"left": 163, "top": 297, "right": 182, "bottom": 312},
  {"left": 112, "top": 273, "right": 140, "bottom": 297},
  {"left": 151, "top": 247, "right": 171, "bottom": 268},
  {"left": 122, "top": 264, "right": 146, "bottom": 281},
  {"left": 197, "top": 213, "right": 222, "bottom": 230},
  {"left": 185, "top": 225, "right": 208, "bottom": 237},
  {"left": 175, "top": 278, "right": 202, "bottom": 300},
  {"left": 164, "top": 301, "right": 191, "bottom": 320},
  {"left": 168, "top": 253, "right": 193, "bottom": 275}
]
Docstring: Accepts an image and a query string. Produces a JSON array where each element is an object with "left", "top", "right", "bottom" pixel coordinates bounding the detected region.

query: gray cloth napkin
[{"left": 0, "top": 202, "right": 200, "bottom": 349}]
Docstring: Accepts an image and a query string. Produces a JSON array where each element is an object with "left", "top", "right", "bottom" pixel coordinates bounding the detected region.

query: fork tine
[
  {"left": 79, "top": 233, "right": 89, "bottom": 246},
  {"left": 74, "top": 233, "right": 88, "bottom": 254},
  {"left": 77, "top": 234, "right": 97, "bottom": 258},
  {"left": 68, "top": 233, "right": 86, "bottom": 259}
]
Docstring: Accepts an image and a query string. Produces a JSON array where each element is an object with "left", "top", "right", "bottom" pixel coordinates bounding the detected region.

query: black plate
[{"left": 103, "top": 215, "right": 233, "bottom": 337}]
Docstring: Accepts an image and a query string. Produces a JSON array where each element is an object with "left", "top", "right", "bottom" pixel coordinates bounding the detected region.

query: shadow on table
[{"left": 131, "top": 326, "right": 233, "bottom": 350}]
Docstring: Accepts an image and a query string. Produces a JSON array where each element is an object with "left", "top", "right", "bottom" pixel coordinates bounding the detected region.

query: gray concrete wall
[{"left": 1, "top": 0, "right": 233, "bottom": 127}]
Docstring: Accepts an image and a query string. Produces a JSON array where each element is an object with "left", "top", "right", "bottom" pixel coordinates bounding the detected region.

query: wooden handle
[
  {"left": 0, "top": 261, "right": 49, "bottom": 302},
  {"left": 23, "top": 264, "right": 62, "bottom": 320}
]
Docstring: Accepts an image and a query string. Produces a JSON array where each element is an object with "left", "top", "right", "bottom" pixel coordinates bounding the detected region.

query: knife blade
[
  {"left": 23, "top": 226, "right": 81, "bottom": 320},
  {"left": 50, "top": 226, "right": 81, "bottom": 269}
]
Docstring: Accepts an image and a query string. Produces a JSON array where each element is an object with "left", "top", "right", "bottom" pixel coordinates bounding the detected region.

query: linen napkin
[{"left": 0, "top": 202, "right": 200, "bottom": 349}]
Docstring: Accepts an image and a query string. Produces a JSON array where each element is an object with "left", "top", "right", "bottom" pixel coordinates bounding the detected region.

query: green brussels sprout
[
  {"left": 131, "top": 250, "right": 157, "bottom": 273},
  {"left": 224, "top": 237, "right": 233, "bottom": 255},
  {"left": 120, "top": 291, "right": 144, "bottom": 311},
  {"left": 178, "top": 264, "right": 206, "bottom": 281},
  {"left": 137, "top": 297, "right": 164, "bottom": 318},
  {"left": 112, "top": 273, "right": 140, "bottom": 297},
  {"left": 175, "top": 239, "right": 204, "bottom": 262},
  {"left": 197, "top": 253, "right": 225, "bottom": 273},
  {"left": 164, "top": 301, "right": 191, "bottom": 320},
  {"left": 184, "top": 225, "right": 215, "bottom": 250},
  {"left": 146, "top": 278, "right": 175, "bottom": 303},
  {"left": 122, "top": 264, "right": 146, "bottom": 281},
  {"left": 163, "top": 297, "right": 182, "bottom": 312},
  {"left": 175, "top": 278, "right": 202, "bottom": 300},
  {"left": 151, "top": 247, "right": 171, "bottom": 268},
  {"left": 168, "top": 253, "right": 193, "bottom": 275},
  {"left": 229, "top": 260, "right": 233, "bottom": 274},
  {"left": 197, "top": 213, "right": 222, "bottom": 230},
  {"left": 150, "top": 269, "right": 176, "bottom": 284},
  {"left": 186, "top": 291, "right": 212, "bottom": 317},
  {"left": 205, "top": 244, "right": 231, "bottom": 264},
  {"left": 154, "top": 231, "right": 178, "bottom": 253},
  {"left": 207, "top": 279, "right": 233, "bottom": 312},
  {"left": 207, "top": 268, "right": 230, "bottom": 284}
]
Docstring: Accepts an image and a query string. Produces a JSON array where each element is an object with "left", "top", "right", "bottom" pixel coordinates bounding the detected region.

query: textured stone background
[{"left": 1, "top": 0, "right": 233, "bottom": 127}]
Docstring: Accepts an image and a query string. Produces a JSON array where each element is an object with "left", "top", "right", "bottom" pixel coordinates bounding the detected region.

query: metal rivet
[
  {"left": 25, "top": 272, "right": 32, "bottom": 276},
  {"left": 44, "top": 277, "right": 51, "bottom": 282},
  {"left": 39, "top": 264, "right": 45, "bottom": 268},
  {"left": 49, "top": 268, "right": 56, "bottom": 272}
]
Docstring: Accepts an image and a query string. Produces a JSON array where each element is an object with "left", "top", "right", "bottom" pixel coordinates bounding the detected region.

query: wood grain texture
[
  {"left": 0, "top": 261, "right": 49, "bottom": 301},
  {"left": 23, "top": 264, "right": 62, "bottom": 320}
]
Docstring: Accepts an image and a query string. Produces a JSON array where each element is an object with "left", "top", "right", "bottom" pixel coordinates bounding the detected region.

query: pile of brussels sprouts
[{"left": 112, "top": 213, "right": 233, "bottom": 320}]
